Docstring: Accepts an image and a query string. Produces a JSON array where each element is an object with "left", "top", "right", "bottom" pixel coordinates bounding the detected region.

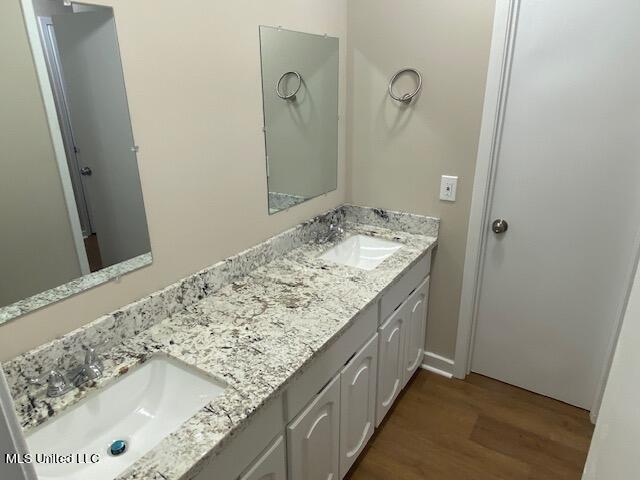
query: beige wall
[
  {"left": 347, "top": 0, "right": 495, "bottom": 359},
  {"left": 0, "top": 0, "right": 347, "bottom": 361},
  {"left": 0, "top": 0, "right": 81, "bottom": 308}
]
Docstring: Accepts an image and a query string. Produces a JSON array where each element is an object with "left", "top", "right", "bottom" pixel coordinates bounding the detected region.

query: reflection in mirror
[
  {"left": 0, "top": 0, "right": 152, "bottom": 323},
  {"left": 259, "top": 26, "right": 339, "bottom": 214}
]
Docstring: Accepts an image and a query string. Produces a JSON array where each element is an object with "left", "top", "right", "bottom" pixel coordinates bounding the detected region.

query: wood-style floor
[
  {"left": 347, "top": 370, "right": 594, "bottom": 480},
  {"left": 84, "top": 234, "right": 103, "bottom": 272}
]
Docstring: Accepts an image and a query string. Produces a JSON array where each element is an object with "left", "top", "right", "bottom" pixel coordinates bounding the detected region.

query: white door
[
  {"left": 402, "top": 277, "right": 429, "bottom": 388},
  {"left": 376, "top": 304, "right": 406, "bottom": 426},
  {"left": 52, "top": 10, "right": 150, "bottom": 267},
  {"left": 339, "top": 334, "right": 378, "bottom": 478},
  {"left": 239, "top": 435, "right": 287, "bottom": 480},
  {"left": 287, "top": 374, "right": 340, "bottom": 480},
  {"left": 471, "top": 0, "right": 640, "bottom": 409}
]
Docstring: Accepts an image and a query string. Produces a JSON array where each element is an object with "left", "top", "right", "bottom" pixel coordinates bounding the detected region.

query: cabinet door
[
  {"left": 287, "top": 374, "right": 340, "bottom": 480},
  {"left": 239, "top": 434, "right": 287, "bottom": 480},
  {"left": 402, "top": 276, "right": 430, "bottom": 388},
  {"left": 339, "top": 334, "right": 378, "bottom": 478},
  {"left": 376, "top": 303, "right": 407, "bottom": 426}
]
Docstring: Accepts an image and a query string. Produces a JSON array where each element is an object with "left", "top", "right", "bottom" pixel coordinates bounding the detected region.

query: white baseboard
[{"left": 420, "top": 351, "right": 455, "bottom": 379}]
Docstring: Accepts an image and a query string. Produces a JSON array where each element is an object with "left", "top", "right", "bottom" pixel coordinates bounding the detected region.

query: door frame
[
  {"left": 453, "top": 0, "right": 640, "bottom": 422},
  {"left": 20, "top": 0, "right": 90, "bottom": 276},
  {"left": 37, "top": 15, "right": 95, "bottom": 238}
]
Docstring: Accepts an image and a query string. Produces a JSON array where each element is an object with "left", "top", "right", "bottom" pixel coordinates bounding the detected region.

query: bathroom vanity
[{"left": 4, "top": 205, "right": 438, "bottom": 480}]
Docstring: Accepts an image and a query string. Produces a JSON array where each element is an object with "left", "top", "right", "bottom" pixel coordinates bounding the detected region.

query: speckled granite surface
[
  {"left": 268, "top": 191, "right": 306, "bottom": 213},
  {"left": 5, "top": 205, "right": 438, "bottom": 480},
  {"left": 0, "top": 253, "right": 153, "bottom": 325}
]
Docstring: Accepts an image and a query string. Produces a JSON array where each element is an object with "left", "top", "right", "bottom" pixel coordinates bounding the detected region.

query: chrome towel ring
[
  {"left": 388, "top": 68, "right": 422, "bottom": 104},
  {"left": 276, "top": 71, "right": 302, "bottom": 100}
]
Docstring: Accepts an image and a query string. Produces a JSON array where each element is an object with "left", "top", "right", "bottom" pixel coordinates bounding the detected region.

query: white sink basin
[
  {"left": 320, "top": 235, "right": 402, "bottom": 271},
  {"left": 26, "top": 356, "right": 226, "bottom": 480}
]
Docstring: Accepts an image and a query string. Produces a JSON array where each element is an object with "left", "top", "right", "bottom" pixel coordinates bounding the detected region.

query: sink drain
[{"left": 109, "top": 440, "right": 127, "bottom": 456}]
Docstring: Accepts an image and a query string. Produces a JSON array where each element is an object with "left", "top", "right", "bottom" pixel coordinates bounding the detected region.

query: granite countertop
[
  {"left": 0, "top": 252, "right": 153, "bottom": 324},
  {"left": 7, "top": 206, "right": 438, "bottom": 480}
]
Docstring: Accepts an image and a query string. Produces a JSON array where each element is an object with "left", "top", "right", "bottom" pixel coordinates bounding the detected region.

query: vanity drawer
[
  {"left": 285, "top": 302, "right": 378, "bottom": 422},
  {"left": 380, "top": 251, "right": 431, "bottom": 322},
  {"left": 192, "top": 394, "right": 285, "bottom": 480}
]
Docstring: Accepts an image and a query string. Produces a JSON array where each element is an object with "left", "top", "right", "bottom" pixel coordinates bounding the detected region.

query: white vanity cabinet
[
  {"left": 190, "top": 395, "right": 286, "bottom": 480},
  {"left": 195, "top": 251, "right": 433, "bottom": 480},
  {"left": 376, "top": 303, "right": 408, "bottom": 426},
  {"left": 402, "top": 276, "right": 430, "bottom": 388},
  {"left": 239, "top": 435, "right": 287, "bottom": 480},
  {"left": 376, "top": 253, "right": 432, "bottom": 426},
  {"left": 287, "top": 375, "right": 341, "bottom": 480},
  {"left": 339, "top": 333, "right": 379, "bottom": 477}
]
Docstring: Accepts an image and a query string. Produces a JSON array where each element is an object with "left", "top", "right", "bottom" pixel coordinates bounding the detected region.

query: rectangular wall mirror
[
  {"left": 0, "top": 0, "right": 152, "bottom": 323},
  {"left": 259, "top": 26, "right": 339, "bottom": 214}
]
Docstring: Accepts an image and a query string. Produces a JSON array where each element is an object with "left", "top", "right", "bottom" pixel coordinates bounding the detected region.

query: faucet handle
[
  {"left": 83, "top": 346, "right": 99, "bottom": 365},
  {"left": 28, "top": 369, "right": 60, "bottom": 386},
  {"left": 80, "top": 343, "right": 104, "bottom": 381},
  {"left": 28, "top": 370, "right": 71, "bottom": 397},
  {"left": 82, "top": 340, "right": 108, "bottom": 363}
]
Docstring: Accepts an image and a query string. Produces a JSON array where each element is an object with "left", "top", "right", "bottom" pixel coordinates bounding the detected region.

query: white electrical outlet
[{"left": 440, "top": 175, "right": 458, "bottom": 202}]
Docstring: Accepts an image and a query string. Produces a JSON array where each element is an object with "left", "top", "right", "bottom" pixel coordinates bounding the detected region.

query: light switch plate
[{"left": 440, "top": 175, "right": 458, "bottom": 202}]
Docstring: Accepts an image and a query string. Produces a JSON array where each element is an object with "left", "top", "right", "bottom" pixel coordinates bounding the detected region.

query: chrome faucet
[
  {"left": 70, "top": 346, "right": 103, "bottom": 386},
  {"left": 28, "top": 346, "right": 104, "bottom": 398},
  {"left": 29, "top": 369, "right": 72, "bottom": 398},
  {"left": 320, "top": 216, "right": 345, "bottom": 244}
]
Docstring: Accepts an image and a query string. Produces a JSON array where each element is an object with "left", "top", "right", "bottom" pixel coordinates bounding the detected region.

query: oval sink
[{"left": 26, "top": 356, "right": 226, "bottom": 480}]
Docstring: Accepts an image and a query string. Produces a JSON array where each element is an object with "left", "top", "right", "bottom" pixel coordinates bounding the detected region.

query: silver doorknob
[
  {"left": 492, "top": 219, "right": 509, "bottom": 234},
  {"left": 80, "top": 167, "right": 92, "bottom": 176}
]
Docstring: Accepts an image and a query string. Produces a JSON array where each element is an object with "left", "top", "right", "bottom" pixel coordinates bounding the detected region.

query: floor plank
[
  {"left": 347, "top": 370, "right": 593, "bottom": 480},
  {"left": 84, "top": 233, "right": 103, "bottom": 272}
]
